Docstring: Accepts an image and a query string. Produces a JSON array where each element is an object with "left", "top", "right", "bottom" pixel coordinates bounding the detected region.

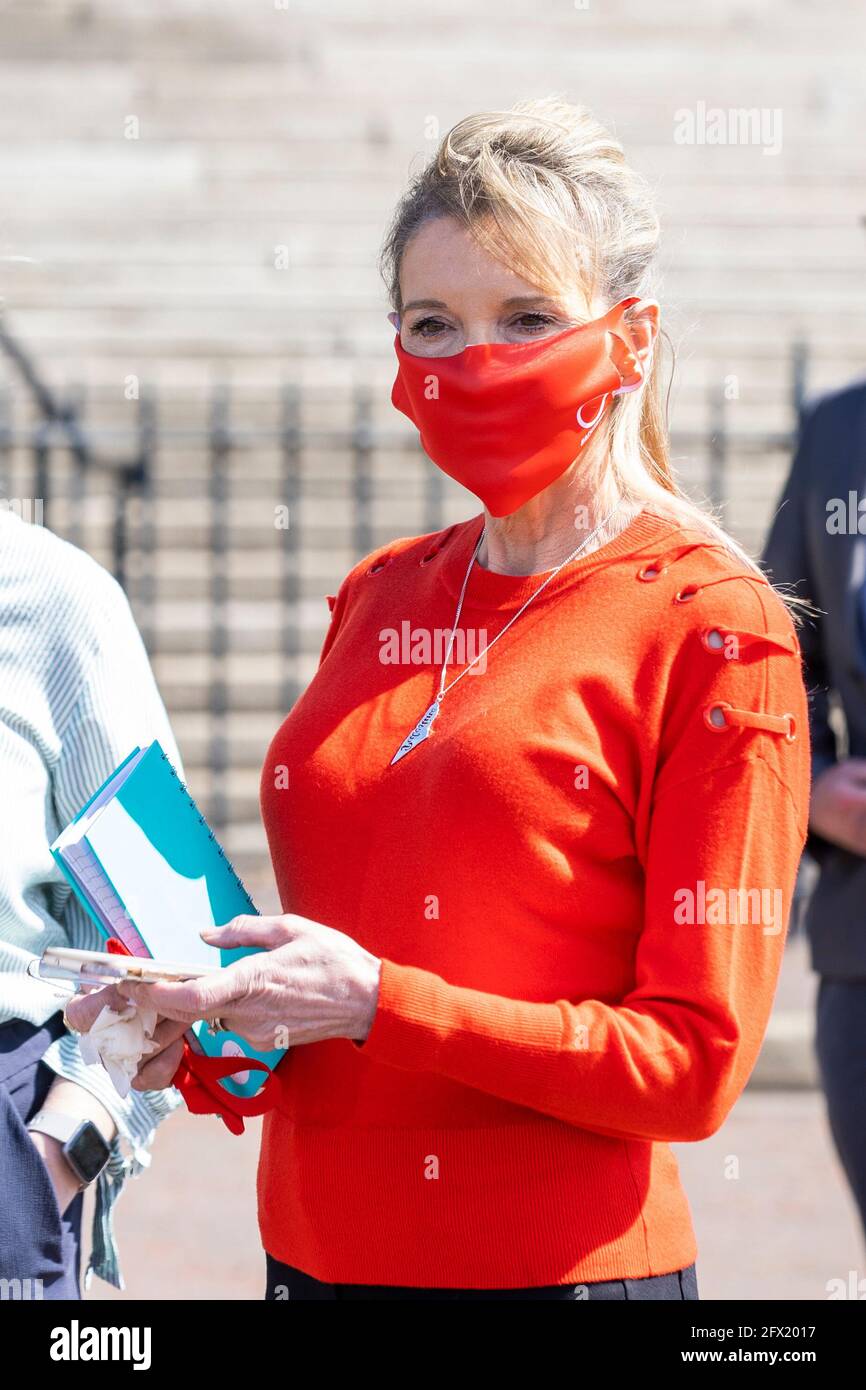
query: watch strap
[
  {"left": 26, "top": 1109, "right": 80, "bottom": 1146},
  {"left": 26, "top": 1110, "right": 110, "bottom": 1189}
]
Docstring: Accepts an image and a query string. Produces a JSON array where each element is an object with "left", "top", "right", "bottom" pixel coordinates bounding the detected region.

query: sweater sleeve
[
  {"left": 319, "top": 575, "right": 353, "bottom": 668},
  {"left": 356, "top": 583, "right": 811, "bottom": 1144},
  {"left": 46, "top": 568, "right": 185, "bottom": 1289}
]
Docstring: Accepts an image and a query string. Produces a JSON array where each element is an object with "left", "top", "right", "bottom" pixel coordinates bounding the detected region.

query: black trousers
[
  {"left": 0, "top": 1013, "right": 84, "bottom": 1300},
  {"left": 265, "top": 1253, "right": 699, "bottom": 1301},
  {"left": 815, "top": 976, "right": 866, "bottom": 1240}
]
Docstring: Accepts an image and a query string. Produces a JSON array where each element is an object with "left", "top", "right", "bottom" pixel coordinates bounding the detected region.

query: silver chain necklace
[{"left": 390, "top": 497, "right": 625, "bottom": 765}]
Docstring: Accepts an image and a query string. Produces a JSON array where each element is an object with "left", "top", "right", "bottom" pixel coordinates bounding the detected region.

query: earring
[{"left": 612, "top": 349, "right": 653, "bottom": 396}]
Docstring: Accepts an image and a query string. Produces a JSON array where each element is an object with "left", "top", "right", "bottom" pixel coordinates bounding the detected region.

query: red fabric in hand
[
  {"left": 170, "top": 1043, "right": 281, "bottom": 1135},
  {"left": 104, "top": 936, "right": 281, "bottom": 1134}
]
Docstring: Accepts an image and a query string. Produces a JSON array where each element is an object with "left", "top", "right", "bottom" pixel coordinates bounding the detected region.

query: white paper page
[
  {"left": 62, "top": 840, "right": 148, "bottom": 954},
  {"left": 53, "top": 747, "right": 147, "bottom": 852},
  {"left": 85, "top": 798, "right": 224, "bottom": 966}
]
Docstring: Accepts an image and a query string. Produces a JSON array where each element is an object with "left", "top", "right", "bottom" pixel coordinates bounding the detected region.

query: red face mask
[{"left": 391, "top": 296, "right": 644, "bottom": 516}]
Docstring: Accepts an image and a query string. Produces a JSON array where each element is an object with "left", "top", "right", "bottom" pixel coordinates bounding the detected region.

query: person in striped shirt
[{"left": 0, "top": 504, "right": 183, "bottom": 1296}]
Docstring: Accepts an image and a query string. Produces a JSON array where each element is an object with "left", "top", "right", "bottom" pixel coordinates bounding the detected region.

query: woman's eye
[
  {"left": 511, "top": 313, "right": 559, "bottom": 333},
  {"left": 407, "top": 317, "right": 452, "bottom": 339}
]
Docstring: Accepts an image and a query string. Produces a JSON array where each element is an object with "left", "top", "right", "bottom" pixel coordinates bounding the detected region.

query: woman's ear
[
  {"left": 387, "top": 310, "right": 401, "bottom": 332},
  {"left": 610, "top": 299, "right": 659, "bottom": 390},
  {"left": 625, "top": 299, "right": 659, "bottom": 364}
]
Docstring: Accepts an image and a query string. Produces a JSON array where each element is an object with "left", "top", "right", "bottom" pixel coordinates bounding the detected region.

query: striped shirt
[{"left": 0, "top": 507, "right": 184, "bottom": 1290}]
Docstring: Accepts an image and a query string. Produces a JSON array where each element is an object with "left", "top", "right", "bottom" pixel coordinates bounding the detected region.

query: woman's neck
[{"left": 476, "top": 458, "right": 641, "bottom": 576}]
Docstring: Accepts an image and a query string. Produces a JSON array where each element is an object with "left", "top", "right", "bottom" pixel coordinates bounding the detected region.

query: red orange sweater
[{"left": 257, "top": 504, "right": 810, "bottom": 1288}]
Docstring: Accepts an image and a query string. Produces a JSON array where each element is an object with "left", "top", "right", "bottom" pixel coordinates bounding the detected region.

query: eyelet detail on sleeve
[
  {"left": 674, "top": 585, "right": 701, "bottom": 604},
  {"left": 704, "top": 702, "right": 731, "bottom": 731},
  {"left": 700, "top": 624, "right": 799, "bottom": 656},
  {"left": 704, "top": 702, "right": 798, "bottom": 738},
  {"left": 637, "top": 562, "right": 663, "bottom": 581},
  {"left": 418, "top": 524, "right": 459, "bottom": 568}
]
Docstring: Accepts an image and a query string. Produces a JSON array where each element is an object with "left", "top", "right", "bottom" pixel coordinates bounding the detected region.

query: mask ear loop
[
  {"left": 575, "top": 306, "right": 646, "bottom": 435},
  {"left": 607, "top": 320, "right": 648, "bottom": 397}
]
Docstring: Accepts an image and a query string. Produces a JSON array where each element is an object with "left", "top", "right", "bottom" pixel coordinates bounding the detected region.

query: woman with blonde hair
[{"left": 71, "top": 96, "right": 810, "bottom": 1300}]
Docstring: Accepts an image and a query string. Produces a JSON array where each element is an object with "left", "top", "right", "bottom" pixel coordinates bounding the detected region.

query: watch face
[{"left": 67, "top": 1122, "right": 111, "bottom": 1184}]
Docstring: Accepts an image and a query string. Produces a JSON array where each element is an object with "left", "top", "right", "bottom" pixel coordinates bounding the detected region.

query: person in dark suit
[{"left": 763, "top": 381, "right": 866, "bottom": 1241}]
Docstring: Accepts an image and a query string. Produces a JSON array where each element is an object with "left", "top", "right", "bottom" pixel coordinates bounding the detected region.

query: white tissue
[{"left": 77, "top": 1000, "right": 161, "bottom": 1099}]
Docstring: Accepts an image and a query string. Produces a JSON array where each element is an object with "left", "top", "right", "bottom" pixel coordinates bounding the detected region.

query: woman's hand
[
  {"left": 115, "top": 914, "right": 382, "bottom": 1092},
  {"left": 63, "top": 983, "right": 189, "bottom": 1093}
]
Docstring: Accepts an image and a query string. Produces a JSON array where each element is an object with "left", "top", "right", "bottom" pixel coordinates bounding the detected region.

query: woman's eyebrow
[
  {"left": 501, "top": 295, "right": 560, "bottom": 309},
  {"left": 402, "top": 295, "right": 561, "bottom": 313},
  {"left": 402, "top": 298, "right": 449, "bottom": 312}
]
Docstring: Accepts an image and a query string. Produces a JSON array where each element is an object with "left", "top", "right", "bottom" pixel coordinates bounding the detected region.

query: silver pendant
[{"left": 390, "top": 700, "right": 440, "bottom": 765}]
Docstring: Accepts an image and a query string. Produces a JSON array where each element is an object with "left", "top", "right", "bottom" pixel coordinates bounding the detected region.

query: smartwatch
[{"left": 26, "top": 1110, "right": 112, "bottom": 1189}]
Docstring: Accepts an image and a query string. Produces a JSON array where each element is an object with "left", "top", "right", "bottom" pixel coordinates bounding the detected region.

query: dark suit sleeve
[{"left": 762, "top": 400, "right": 838, "bottom": 864}]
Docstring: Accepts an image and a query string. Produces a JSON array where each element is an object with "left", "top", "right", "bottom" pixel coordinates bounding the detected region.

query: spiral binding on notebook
[{"left": 158, "top": 748, "right": 257, "bottom": 913}]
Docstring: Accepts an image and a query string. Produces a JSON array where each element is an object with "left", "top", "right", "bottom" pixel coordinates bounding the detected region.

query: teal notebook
[{"left": 50, "top": 739, "right": 287, "bottom": 1098}]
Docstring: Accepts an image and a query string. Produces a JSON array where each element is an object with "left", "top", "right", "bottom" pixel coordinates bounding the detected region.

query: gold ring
[{"left": 62, "top": 1004, "right": 80, "bottom": 1035}]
